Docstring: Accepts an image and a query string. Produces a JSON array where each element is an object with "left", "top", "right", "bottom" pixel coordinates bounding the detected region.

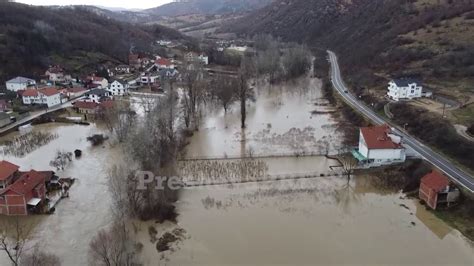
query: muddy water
[
  {"left": 186, "top": 77, "right": 340, "bottom": 158},
  {"left": 134, "top": 77, "right": 474, "bottom": 265},
  {"left": 0, "top": 123, "right": 115, "bottom": 266}
]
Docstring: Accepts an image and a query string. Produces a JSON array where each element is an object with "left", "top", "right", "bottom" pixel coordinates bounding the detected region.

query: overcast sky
[{"left": 15, "top": 0, "right": 173, "bottom": 9}]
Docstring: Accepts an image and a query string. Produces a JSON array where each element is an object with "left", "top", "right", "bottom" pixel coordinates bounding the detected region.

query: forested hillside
[
  {"left": 0, "top": 2, "right": 186, "bottom": 83},
  {"left": 145, "top": 0, "right": 274, "bottom": 16},
  {"left": 225, "top": 0, "right": 474, "bottom": 99}
]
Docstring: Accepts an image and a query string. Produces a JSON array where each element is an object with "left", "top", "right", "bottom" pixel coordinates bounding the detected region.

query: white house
[
  {"left": 22, "top": 88, "right": 61, "bottom": 108},
  {"left": 140, "top": 74, "right": 160, "bottom": 85},
  {"left": 84, "top": 89, "right": 110, "bottom": 103},
  {"left": 387, "top": 78, "right": 426, "bottom": 101},
  {"left": 5, "top": 77, "right": 36, "bottom": 92},
  {"left": 115, "top": 65, "right": 131, "bottom": 74},
  {"left": 352, "top": 124, "right": 406, "bottom": 167},
  {"left": 107, "top": 80, "right": 129, "bottom": 96},
  {"left": 198, "top": 54, "right": 209, "bottom": 65}
]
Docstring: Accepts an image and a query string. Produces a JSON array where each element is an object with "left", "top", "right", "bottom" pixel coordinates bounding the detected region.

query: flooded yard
[
  {"left": 0, "top": 123, "right": 115, "bottom": 266},
  {"left": 134, "top": 76, "right": 474, "bottom": 265}
]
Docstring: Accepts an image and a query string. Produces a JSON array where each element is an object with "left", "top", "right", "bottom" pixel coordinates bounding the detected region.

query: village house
[
  {"left": 155, "top": 58, "right": 175, "bottom": 70},
  {"left": 84, "top": 88, "right": 110, "bottom": 103},
  {"left": 73, "top": 100, "right": 114, "bottom": 117},
  {"left": 387, "top": 78, "right": 432, "bottom": 101},
  {"left": 0, "top": 112, "right": 11, "bottom": 128},
  {"left": 352, "top": 124, "right": 406, "bottom": 167},
  {"left": 115, "top": 64, "right": 131, "bottom": 74},
  {"left": 64, "top": 87, "right": 88, "bottom": 99},
  {"left": 158, "top": 69, "right": 179, "bottom": 80},
  {"left": 0, "top": 169, "right": 47, "bottom": 216},
  {"left": 107, "top": 80, "right": 129, "bottom": 96},
  {"left": 45, "top": 65, "right": 70, "bottom": 83},
  {"left": 140, "top": 73, "right": 160, "bottom": 85},
  {"left": 90, "top": 76, "right": 109, "bottom": 89},
  {"left": 0, "top": 161, "right": 20, "bottom": 190},
  {"left": 22, "top": 87, "right": 62, "bottom": 108},
  {"left": 419, "top": 171, "right": 460, "bottom": 210},
  {"left": 73, "top": 101, "right": 99, "bottom": 114},
  {"left": 5, "top": 76, "right": 36, "bottom": 92},
  {"left": 185, "top": 52, "right": 209, "bottom": 65}
]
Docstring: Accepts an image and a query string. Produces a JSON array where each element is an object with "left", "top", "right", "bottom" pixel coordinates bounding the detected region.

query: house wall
[
  {"left": 367, "top": 148, "right": 405, "bottom": 161},
  {"left": 6, "top": 82, "right": 34, "bottom": 92},
  {"left": 5, "top": 194, "right": 27, "bottom": 216},
  {"left": 358, "top": 132, "right": 369, "bottom": 157},
  {"left": 45, "top": 94, "right": 61, "bottom": 107},
  {"left": 419, "top": 183, "right": 438, "bottom": 209},
  {"left": 387, "top": 82, "right": 423, "bottom": 101}
]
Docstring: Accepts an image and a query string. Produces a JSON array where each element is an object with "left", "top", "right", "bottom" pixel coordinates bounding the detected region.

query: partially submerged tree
[
  {"left": 99, "top": 101, "right": 136, "bottom": 143},
  {"left": 21, "top": 247, "right": 61, "bottom": 266},
  {"left": 88, "top": 222, "right": 133, "bottom": 266},
  {"left": 212, "top": 74, "right": 238, "bottom": 113},
  {"left": 0, "top": 217, "right": 34, "bottom": 266},
  {"left": 238, "top": 55, "right": 256, "bottom": 129}
]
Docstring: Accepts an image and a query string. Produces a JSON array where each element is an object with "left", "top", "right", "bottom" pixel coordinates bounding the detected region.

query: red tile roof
[
  {"left": 5, "top": 170, "right": 45, "bottom": 196},
  {"left": 39, "top": 87, "right": 60, "bottom": 96},
  {"left": 0, "top": 161, "right": 19, "bottom": 181},
  {"left": 68, "top": 87, "right": 87, "bottom": 93},
  {"left": 360, "top": 125, "right": 402, "bottom": 149},
  {"left": 99, "top": 100, "right": 115, "bottom": 109},
  {"left": 22, "top": 89, "right": 39, "bottom": 97},
  {"left": 73, "top": 101, "right": 99, "bottom": 110},
  {"left": 421, "top": 171, "right": 450, "bottom": 192},
  {"left": 156, "top": 58, "right": 172, "bottom": 66}
]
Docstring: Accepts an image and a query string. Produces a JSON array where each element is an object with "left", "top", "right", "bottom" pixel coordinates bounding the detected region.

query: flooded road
[
  {"left": 134, "top": 76, "right": 474, "bottom": 265},
  {"left": 0, "top": 123, "right": 115, "bottom": 265}
]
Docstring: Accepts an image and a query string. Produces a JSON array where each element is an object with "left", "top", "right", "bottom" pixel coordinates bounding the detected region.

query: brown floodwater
[
  {"left": 0, "top": 123, "right": 115, "bottom": 266},
  {"left": 186, "top": 77, "right": 341, "bottom": 158},
  {"left": 133, "top": 77, "right": 474, "bottom": 265}
]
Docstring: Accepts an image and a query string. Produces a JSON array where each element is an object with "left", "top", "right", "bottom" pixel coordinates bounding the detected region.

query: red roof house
[
  {"left": 419, "top": 171, "right": 459, "bottom": 210},
  {"left": 359, "top": 125, "right": 403, "bottom": 149},
  {"left": 354, "top": 124, "right": 406, "bottom": 166},
  {"left": 0, "top": 160, "right": 20, "bottom": 190},
  {"left": 0, "top": 170, "right": 47, "bottom": 216}
]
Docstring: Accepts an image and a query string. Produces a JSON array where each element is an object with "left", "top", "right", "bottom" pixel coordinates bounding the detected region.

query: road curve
[{"left": 327, "top": 50, "right": 474, "bottom": 192}]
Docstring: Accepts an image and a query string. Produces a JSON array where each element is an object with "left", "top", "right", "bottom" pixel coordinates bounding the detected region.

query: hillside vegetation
[
  {"left": 225, "top": 0, "right": 474, "bottom": 104},
  {"left": 0, "top": 2, "right": 186, "bottom": 83},
  {"left": 145, "top": 0, "right": 274, "bottom": 17}
]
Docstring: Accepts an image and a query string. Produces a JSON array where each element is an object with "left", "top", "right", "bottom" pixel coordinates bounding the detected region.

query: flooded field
[
  {"left": 0, "top": 123, "right": 115, "bottom": 266},
  {"left": 134, "top": 77, "right": 474, "bottom": 265},
  {"left": 185, "top": 77, "right": 340, "bottom": 158}
]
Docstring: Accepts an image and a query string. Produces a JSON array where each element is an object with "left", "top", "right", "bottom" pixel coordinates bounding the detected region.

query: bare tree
[
  {"left": 182, "top": 62, "right": 208, "bottom": 130},
  {"left": 0, "top": 217, "right": 34, "bottom": 266},
  {"left": 88, "top": 222, "right": 132, "bottom": 266},
  {"left": 212, "top": 74, "right": 237, "bottom": 113},
  {"left": 21, "top": 247, "right": 61, "bottom": 266},
  {"left": 100, "top": 101, "right": 136, "bottom": 143},
  {"left": 336, "top": 147, "right": 358, "bottom": 182},
  {"left": 238, "top": 55, "right": 255, "bottom": 129}
]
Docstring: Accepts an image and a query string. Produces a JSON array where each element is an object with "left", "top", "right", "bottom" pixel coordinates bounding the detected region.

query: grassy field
[
  {"left": 453, "top": 104, "right": 474, "bottom": 125},
  {"left": 433, "top": 194, "right": 474, "bottom": 241}
]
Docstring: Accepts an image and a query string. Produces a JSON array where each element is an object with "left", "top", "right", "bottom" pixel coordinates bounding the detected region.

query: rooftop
[
  {"left": 0, "top": 160, "right": 19, "bottom": 181},
  {"left": 392, "top": 78, "right": 421, "bottom": 87},
  {"left": 7, "top": 76, "right": 35, "bottom": 84},
  {"left": 360, "top": 124, "right": 403, "bottom": 150},
  {"left": 73, "top": 101, "right": 99, "bottom": 110},
  {"left": 4, "top": 170, "right": 45, "bottom": 196},
  {"left": 421, "top": 171, "right": 450, "bottom": 192}
]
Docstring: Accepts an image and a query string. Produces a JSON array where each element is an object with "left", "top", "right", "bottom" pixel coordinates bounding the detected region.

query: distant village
[{"left": 0, "top": 40, "right": 210, "bottom": 128}]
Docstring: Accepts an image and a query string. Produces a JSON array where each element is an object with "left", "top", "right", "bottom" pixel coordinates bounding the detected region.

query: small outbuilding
[{"left": 419, "top": 171, "right": 460, "bottom": 210}]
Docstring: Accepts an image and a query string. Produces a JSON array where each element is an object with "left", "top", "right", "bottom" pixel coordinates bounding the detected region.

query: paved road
[
  {"left": 0, "top": 101, "right": 73, "bottom": 135},
  {"left": 328, "top": 50, "right": 474, "bottom": 192}
]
